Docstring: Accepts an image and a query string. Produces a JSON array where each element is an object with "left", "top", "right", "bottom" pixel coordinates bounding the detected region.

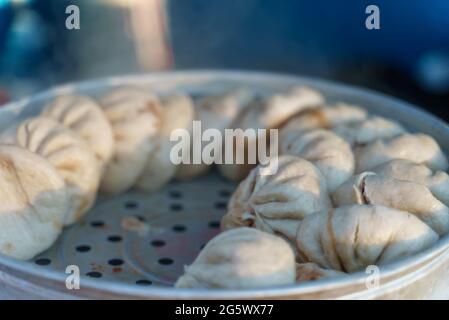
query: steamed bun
[
  {"left": 221, "top": 155, "right": 331, "bottom": 245},
  {"left": 219, "top": 86, "right": 324, "bottom": 182},
  {"left": 0, "top": 144, "right": 69, "bottom": 260},
  {"left": 42, "top": 95, "right": 115, "bottom": 170},
  {"left": 280, "top": 102, "right": 367, "bottom": 135},
  {"left": 136, "top": 93, "right": 195, "bottom": 192},
  {"left": 2, "top": 117, "right": 100, "bottom": 225},
  {"left": 280, "top": 129, "right": 355, "bottom": 192},
  {"left": 175, "top": 228, "right": 296, "bottom": 289},
  {"left": 355, "top": 133, "right": 448, "bottom": 172},
  {"left": 333, "top": 172, "right": 449, "bottom": 235},
  {"left": 176, "top": 88, "right": 254, "bottom": 180},
  {"left": 333, "top": 116, "right": 405, "bottom": 146},
  {"left": 297, "top": 205, "right": 438, "bottom": 272},
  {"left": 372, "top": 159, "right": 449, "bottom": 207},
  {"left": 99, "top": 86, "right": 162, "bottom": 194}
]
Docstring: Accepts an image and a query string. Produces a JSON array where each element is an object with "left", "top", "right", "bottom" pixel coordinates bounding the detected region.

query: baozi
[
  {"left": 219, "top": 86, "right": 323, "bottom": 182},
  {"left": 195, "top": 88, "right": 254, "bottom": 134},
  {"left": 332, "top": 172, "right": 449, "bottom": 235},
  {"left": 280, "top": 102, "right": 367, "bottom": 135},
  {"left": 0, "top": 144, "right": 69, "bottom": 260},
  {"left": 1, "top": 117, "right": 100, "bottom": 225},
  {"left": 232, "top": 86, "right": 324, "bottom": 132},
  {"left": 355, "top": 133, "right": 448, "bottom": 172},
  {"left": 175, "top": 228, "right": 296, "bottom": 289},
  {"left": 99, "top": 86, "right": 162, "bottom": 194},
  {"left": 42, "top": 95, "right": 115, "bottom": 170},
  {"left": 372, "top": 159, "right": 449, "bottom": 207},
  {"left": 296, "top": 205, "right": 438, "bottom": 272},
  {"left": 332, "top": 116, "right": 405, "bottom": 147},
  {"left": 280, "top": 129, "right": 355, "bottom": 192},
  {"left": 176, "top": 88, "right": 254, "bottom": 180},
  {"left": 136, "top": 93, "right": 195, "bottom": 192},
  {"left": 221, "top": 155, "right": 331, "bottom": 245}
]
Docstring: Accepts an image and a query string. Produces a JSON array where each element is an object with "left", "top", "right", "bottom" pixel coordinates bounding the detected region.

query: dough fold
[
  {"left": 333, "top": 172, "right": 449, "bottom": 235},
  {"left": 372, "top": 159, "right": 449, "bottom": 207},
  {"left": 355, "top": 133, "right": 448, "bottom": 173},
  {"left": 42, "top": 94, "right": 115, "bottom": 170},
  {"left": 99, "top": 86, "right": 162, "bottom": 194},
  {"left": 221, "top": 155, "right": 331, "bottom": 245},
  {"left": 296, "top": 205, "right": 438, "bottom": 272},
  {"left": 136, "top": 93, "right": 195, "bottom": 192},
  {"left": 333, "top": 116, "right": 405, "bottom": 146},
  {"left": 281, "top": 129, "right": 355, "bottom": 192}
]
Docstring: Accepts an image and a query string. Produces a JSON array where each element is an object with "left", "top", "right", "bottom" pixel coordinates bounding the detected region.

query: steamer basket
[{"left": 1, "top": 70, "right": 449, "bottom": 299}]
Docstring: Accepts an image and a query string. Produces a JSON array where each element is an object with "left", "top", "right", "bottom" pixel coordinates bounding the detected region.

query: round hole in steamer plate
[
  {"left": 124, "top": 200, "right": 139, "bottom": 209},
  {"left": 169, "top": 190, "right": 182, "bottom": 199},
  {"left": 170, "top": 203, "right": 183, "bottom": 211},
  {"left": 172, "top": 224, "right": 186, "bottom": 232},
  {"left": 34, "top": 258, "right": 51, "bottom": 266},
  {"left": 208, "top": 221, "right": 220, "bottom": 229},
  {"left": 214, "top": 201, "right": 227, "bottom": 210},
  {"left": 86, "top": 271, "right": 102, "bottom": 278},
  {"left": 75, "top": 245, "right": 91, "bottom": 253},
  {"left": 134, "top": 215, "right": 146, "bottom": 222},
  {"left": 158, "top": 257, "right": 174, "bottom": 265},
  {"left": 107, "top": 235, "right": 122, "bottom": 242},
  {"left": 108, "top": 258, "right": 124, "bottom": 266},
  {"left": 136, "top": 279, "right": 152, "bottom": 286},
  {"left": 218, "top": 189, "right": 231, "bottom": 198},
  {"left": 150, "top": 239, "right": 166, "bottom": 247},
  {"left": 90, "top": 220, "right": 105, "bottom": 228}
]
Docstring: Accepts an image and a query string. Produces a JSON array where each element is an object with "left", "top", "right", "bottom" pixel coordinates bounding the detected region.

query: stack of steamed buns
[{"left": 0, "top": 85, "right": 448, "bottom": 290}]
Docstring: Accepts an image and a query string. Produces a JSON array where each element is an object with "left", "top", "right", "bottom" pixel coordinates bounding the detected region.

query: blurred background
[{"left": 0, "top": 0, "right": 448, "bottom": 120}]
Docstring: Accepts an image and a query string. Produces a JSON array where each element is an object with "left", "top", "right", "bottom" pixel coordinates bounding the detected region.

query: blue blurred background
[{"left": 0, "top": 0, "right": 448, "bottom": 119}]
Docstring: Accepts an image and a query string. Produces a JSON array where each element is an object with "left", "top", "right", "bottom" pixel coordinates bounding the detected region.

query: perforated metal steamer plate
[{"left": 32, "top": 172, "right": 234, "bottom": 288}]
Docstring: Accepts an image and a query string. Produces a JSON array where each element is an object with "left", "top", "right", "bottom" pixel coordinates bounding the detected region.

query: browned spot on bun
[
  {"left": 309, "top": 109, "right": 330, "bottom": 128},
  {"left": 296, "top": 265, "right": 324, "bottom": 282},
  {"left": 121, "top": 216, "right": 146, "bottom": 231},
  {"left": 0, "top": 153, "right": 31, "bottom": 206},
  {"left": 114, "top": 132, "right": 124, "bottom": 142},
  {"left": 3, "top": 242, "right": 14, "bottom": 253},
  {"left": 56, "top": 161, "right": 79, "bottom": 172},
  {"left": 148, "top": 101, "right": 163, "bottom": 116},
  {"left": 0, "top": 155, "right": 15, "bottom": 172},
  {"left": 220, "top": 209, "right": 253, "bottom": 230},
  {"left": 145, "top": 101, "right": 163, "bottom": 129}
]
